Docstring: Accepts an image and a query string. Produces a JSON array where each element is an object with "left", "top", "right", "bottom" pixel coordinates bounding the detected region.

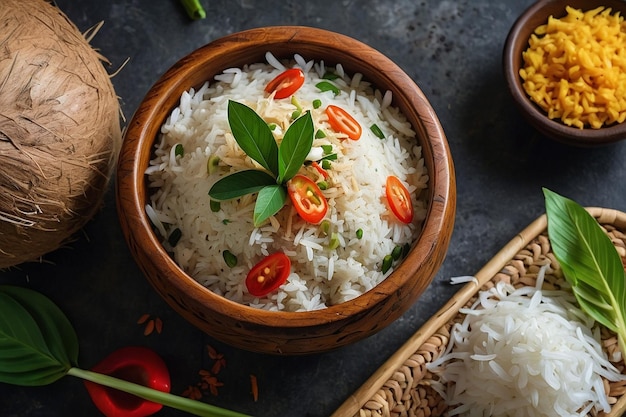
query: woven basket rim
[{"left": 332, "top": 207, "right": 626, "bottom": 417}]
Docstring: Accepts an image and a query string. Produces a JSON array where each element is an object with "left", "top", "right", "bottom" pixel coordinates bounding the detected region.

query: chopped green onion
[
  {"left": 328, "top": 232, "right": 341, "bottom": 250},
  {"left": 210, "top": 200, "right": 221, "bottom": 212},
  {"left": 321, "top": 144, "right": 333, "bottom": 154},
  {"left": 321, "top": 160, "right": 331, "bottom": 170},
  {"left": 290, "top": 97, "right": 304, "bottom": 120},
  {"left": 370, "top": 124, "right": 385, "bottom": 139},
  {"left": 268, "top": 123, "right": 278, "bottom": 131},
  {"left": 382, "top": 255, "right": 393, "bottom": 274},
  {"left": 168, "top": 228, "right": 182, "bottom": 247},
  {"left": 174, "top": 144, "right": 184, "bottom": 157},
  {"left": 312, "top": 99, "right": 322, "bottom": 109},
  {"left": 180, "top": 0, "right": 206, "bottom": 20},
  {"left": 223, "top": 250, "right": 238, "bottom": 268},
  {"left": 320, "top": 220, "right": 331, "bottom": 236},
  {"left": 391, "top": 245, "right": 403, "bottom": 260},
  {"left": 356, "top": 228, "right": 363, "bottom": 239},
  {"left": 222, "top": 219, "right": 231, "bottom": 225},
  {"left": 315, "top": 81, "right": 340, "bottom": 96},
  {"left": 315, "top": 129, "right": 327, "bottom": 139},
  {"left": 207, "top": 155, "right": 220, "bottom": 174},
  {"left": 317, "top": 181, "right": 328, "bottom": 190},
  {"left": 322, "top": 72, "right": 339, "bottom": 80}
]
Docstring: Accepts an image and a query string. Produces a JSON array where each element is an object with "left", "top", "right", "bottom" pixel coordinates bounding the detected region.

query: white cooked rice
[{"left": 145, "top": 53, "right": 429, "bottom": 311}]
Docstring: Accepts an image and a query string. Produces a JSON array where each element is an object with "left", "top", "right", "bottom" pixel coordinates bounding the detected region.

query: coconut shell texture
[{"left": 0, "top": 0, "right": 122, "bottom": 268}]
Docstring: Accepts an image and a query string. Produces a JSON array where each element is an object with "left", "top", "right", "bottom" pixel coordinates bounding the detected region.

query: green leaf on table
[
  {"left": 209, "top": 170, "right": 277, "bottom": 201},
  {"left": 253, "top": 184, "right": 287, "bottom": 227},
  {"left": 0, "top": 285, "right": 78, "bottom": 386},
  {"left": 277, "top": 111, "right": 314, "bottom": 184},
  {"left": 543, "top": 188, "right": 626, "bottom": 353},
  {"left": 228, "top": 100, "right": 279, "bottom": 176}
]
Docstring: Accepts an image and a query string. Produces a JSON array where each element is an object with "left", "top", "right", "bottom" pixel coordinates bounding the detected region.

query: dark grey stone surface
[{"left": 2, "top": 1, "right": 625, "bottom": 416}]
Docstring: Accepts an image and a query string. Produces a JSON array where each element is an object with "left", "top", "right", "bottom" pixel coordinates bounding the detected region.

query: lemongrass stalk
[{"left": 67, "top": 367, "right": 249, "bottom": 417}]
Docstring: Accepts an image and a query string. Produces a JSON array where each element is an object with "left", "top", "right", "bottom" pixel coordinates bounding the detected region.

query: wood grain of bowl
[
  {"left": 116, "top": 26, "right": 456, "bottom": 355},
  {"left": 503, "top": 0, "right": 626, "bottom": 146}
]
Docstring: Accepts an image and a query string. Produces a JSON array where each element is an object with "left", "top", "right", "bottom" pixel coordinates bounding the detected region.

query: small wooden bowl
[
  {"left": 116, "top": 26, "right": 456, "bottom": 355},
  {"left": 503, "top": 0, "right": 626, "bottom": 146}
]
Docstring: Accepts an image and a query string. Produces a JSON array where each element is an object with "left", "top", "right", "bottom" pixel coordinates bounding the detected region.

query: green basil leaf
[
  {"left": 0, "top": 285, "right": 78, "bottom": 386},
  {"left": 277, "top": 112, "right": 314, "bottom": 183},
  {"left": 253, "top": 185, "right": 287, "bottom": 227},
  {"left": 315, "top": 81, "right": 340, "bottom": 96},
  {"left": 209, "top": 170, "right": 276, "bottom": 201},
  {"left": 543, "top": 188, "right": 626, "bottom": 352},
  {"left": 228, "top": 100, "right": 279, "bottom": 176}
]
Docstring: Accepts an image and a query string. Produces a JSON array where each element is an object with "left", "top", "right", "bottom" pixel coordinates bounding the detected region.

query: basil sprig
[
  {"left": 0, "top": 285, "right": 249, "bottom": 417},
  {"left": 544, "top": 188, "right": 626, "bottom": 354},
  {"left": 209, "top": 100, "right": 314, "bottom": 226}
]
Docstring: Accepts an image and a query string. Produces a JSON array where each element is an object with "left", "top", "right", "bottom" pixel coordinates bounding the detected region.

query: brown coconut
[{"left": 0, "top": 0, "right": 122, "bottom": 268}]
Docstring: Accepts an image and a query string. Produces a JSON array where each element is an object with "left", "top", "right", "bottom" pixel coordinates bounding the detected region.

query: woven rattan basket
[{"left": 333, "top": 207, "right": 626, "bottom": 417}]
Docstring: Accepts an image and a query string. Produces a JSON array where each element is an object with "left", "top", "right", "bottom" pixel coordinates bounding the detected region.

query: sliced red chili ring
[
  {"left": 287, "top": 174, "right": 328, "bottom": 224},
  {"left": 246, "top": 252, "right": 291, "bottom": 297},
  {"left": 264, "top": 68, "right": 305, "bottom": 99},
  {"left": 325, "top": 105, "right": 362, "bottom": 140},
  {"left": 385, "top": 175, "right": 414, "bottom": 224}
]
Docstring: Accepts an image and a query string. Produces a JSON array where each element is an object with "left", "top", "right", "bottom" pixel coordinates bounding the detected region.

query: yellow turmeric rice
[{"left": 520, "top": 6, "right": 626, "bottom": 129}]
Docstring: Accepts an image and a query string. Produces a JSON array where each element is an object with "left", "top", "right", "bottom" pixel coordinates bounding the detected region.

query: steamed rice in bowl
[{"left": 145, "top": 52, "right": 429, "bottom": 312}]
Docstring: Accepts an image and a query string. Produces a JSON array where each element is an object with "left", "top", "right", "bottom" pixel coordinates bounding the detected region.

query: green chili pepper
[
  {"left": 317, "top": 181, "right": 329, "bottom": 190},
  {"left": 312, "top": 99, "right": 322, "bottom": 109}
]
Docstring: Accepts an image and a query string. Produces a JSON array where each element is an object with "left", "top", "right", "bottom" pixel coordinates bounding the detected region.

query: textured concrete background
[{"left": 2, "top": 1, "right": 626, "bottom": 416}]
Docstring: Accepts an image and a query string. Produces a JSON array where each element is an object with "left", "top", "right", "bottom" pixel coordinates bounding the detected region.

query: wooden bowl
[
  {"left": 503, "top": 0, "right": 626, "bottom": 146},
  {"left": 116, "top": 26, "right": 456, "bottom": 355}
]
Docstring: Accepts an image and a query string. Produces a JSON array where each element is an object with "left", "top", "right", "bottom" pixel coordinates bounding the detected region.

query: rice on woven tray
[{"left": 145, "top": 52, "right": 429, "bottom": 311}]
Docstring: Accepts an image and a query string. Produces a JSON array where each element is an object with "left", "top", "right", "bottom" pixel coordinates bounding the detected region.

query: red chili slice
[
  {"left": 287, "top": 174, "right": 328, "bottom": 224},
  {"left": 311, "top": 161, "right": 329, "bottom": 179},
  {"left": 325, "top": 105, "right": 362, "bottom": 140},
  {"left": 246, "top": 252, "right": 291, "bottom": 297},
  {"left": 264, "top": 68, "right": 305, "bottom": 99},
  {"left": 385, "top": 175, "right": 414, "bottom": 224}
]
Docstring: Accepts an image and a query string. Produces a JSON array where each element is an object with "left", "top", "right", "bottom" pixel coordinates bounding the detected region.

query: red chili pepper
[
  {"left": 287, "top": 174, "right": 328, "bottom": 224},
  {"left": 84, "top": 346, "right": 171, "bottom": 417},
  {"left": 325, "top": 105, "right": 362, "bottom": 140},
  {"left": 311, "top": 161, "right": 329, "bottom": 179},
  {"left": 264, "top": 68, "right": 305, "bottom": 99},
  {"left": 385, "top": 175, "right": 414, "bottom": 224},
  {"left": 246, "top": 252, "right": 291, "bottom": 297}
]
